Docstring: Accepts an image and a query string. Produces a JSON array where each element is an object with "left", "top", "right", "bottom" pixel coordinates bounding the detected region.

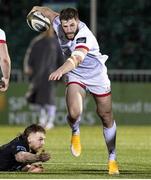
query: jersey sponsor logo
[
  {"left": 76, "top": 37, "right": 86, "bottom": 44},
  {"left": 16, "top": 145, "right": 27, "bottom": 152}
]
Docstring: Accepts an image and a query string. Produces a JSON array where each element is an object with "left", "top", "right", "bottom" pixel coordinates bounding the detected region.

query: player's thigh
[{"left": 66, "top": 83, "right": 86, "bottom": 115}]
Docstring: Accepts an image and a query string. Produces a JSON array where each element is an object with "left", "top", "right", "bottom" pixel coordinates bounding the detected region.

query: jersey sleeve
[
  {"left": 74, "top": 23, "right": 98, "bottom": 53},
  {"left": 11, "top": 138, "right": 28, "bottom": 155},
  {"left": 15, "top": 145, "right": 28, "bottom": 154},
  {"left": 52, "top": 16, "right": 60, "bottom": 35},
  {"left": 74, "top": 25, "right": 92, "bottom": 51},
  {"left": 0, "top": 28, "right": 6, "bottom": 43}
]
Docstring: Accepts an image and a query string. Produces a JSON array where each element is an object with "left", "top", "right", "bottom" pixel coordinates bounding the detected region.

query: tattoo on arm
[
  {"left": 15, "top": 151, "right": 50, "bottom": 163},
  {"left": 15, "top": 152, "right": 40, "bottom": 163}
]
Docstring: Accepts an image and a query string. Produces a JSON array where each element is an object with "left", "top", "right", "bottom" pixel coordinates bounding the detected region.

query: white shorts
[{"left": 65, "top": 66, "right": 111, "bottom": 97}]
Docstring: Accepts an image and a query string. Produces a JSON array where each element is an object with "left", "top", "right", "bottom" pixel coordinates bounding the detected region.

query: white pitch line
[{"left": 43, "top": 162, "right": 107, "bottom": 166}]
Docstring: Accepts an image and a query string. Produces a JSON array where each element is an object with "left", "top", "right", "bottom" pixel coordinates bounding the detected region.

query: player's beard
[{"left": 65, "top": 29, "right": 79, "bottom": 40}]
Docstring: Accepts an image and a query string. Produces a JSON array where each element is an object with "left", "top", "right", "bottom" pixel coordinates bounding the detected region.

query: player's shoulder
[
  {"left": 77, "top": 21, "right": 92, "bottom": 36},
  {"left": 10, "top": 135, "right": 26, "bottom": 146},
  {"left": 52, "top": 15, "right": 60, "bottom": 26},
  {"left": 52, "top": 15, "right": 61, "bottom": 34},
  {"left": 74, "top": 21, "right": 93, "bottom": 43},
  {"left": 79, "top": 21, "right": 90, "bottom": 30},
  {"left": 12, "top": 135, "right": 29, "bottom": 151}
]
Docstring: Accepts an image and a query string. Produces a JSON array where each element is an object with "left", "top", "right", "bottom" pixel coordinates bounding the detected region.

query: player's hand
[
  {"left": 29, "top": 164, "right": 44, "bottom": 173},
  {"left": 22, "top": 164, "right": 44, "bottom": 173},
  {"left": 48, "top": 70, "right": 63, "bottom": 81},
  {"left": 28, "top": 6, "right": 51, "bottom": 18},
  {"left": 0, "top": 77, "right": 9, "bottom": 92},
  {"left": 38, "top": 152, "right": 50, "bottom": 162}
]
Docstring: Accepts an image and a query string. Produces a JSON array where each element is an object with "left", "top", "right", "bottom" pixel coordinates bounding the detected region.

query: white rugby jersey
[
  {"left": 0, "top": 28, "right": 6, "bottom": 43},
  {"left": 52, "top": 16, "right": 108, "bottom": 80}
]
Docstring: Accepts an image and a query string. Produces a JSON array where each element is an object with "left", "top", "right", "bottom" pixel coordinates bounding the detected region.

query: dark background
[{"left": 0, "top": 0, "right": 151, "bottom": 70}]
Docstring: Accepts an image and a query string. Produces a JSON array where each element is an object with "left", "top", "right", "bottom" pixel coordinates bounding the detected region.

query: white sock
[
  {"left": 66, "top": 115, "right": 81, "bottom": 135},
  {"left": 103, "top": 121, "right": 117, "bottom": 160}
]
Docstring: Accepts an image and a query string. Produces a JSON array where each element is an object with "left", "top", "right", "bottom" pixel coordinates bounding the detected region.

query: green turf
[{"left": 0, "top": 125, "right": 150, "bottom": 179}]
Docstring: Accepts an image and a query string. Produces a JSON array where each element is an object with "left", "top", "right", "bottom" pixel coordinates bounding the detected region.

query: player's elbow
[
  {"left": 15, "top": 152, "right": 26, "bottom": 162},
  {"left": 71, "top": 50, "right": 87, "bottom": 65},
  {"left": 70, "top": 55, "right": 83, "bottom": 67},
  {"left": 75, "top": 56, "right": 83, "bottom": 64}
]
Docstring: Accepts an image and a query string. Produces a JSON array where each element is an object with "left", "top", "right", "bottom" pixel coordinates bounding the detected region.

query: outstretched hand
[
  {"left": 48, "top": 70, "right": 63, "bottom": 81},
  {"left": 38, "top": 152, "right": 50, "bottom": 162},
  {"left": 28, "top": 6, "right": 51, "bottom": 19}
]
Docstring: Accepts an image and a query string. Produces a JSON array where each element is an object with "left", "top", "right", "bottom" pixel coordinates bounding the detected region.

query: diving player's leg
[{"left": 66, "top": 83, "right": 86, "bottom": 157}]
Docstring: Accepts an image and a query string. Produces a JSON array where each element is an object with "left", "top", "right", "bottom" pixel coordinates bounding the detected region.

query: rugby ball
[{"left": 27, "top": 11, "right": 50, "bottom": 32}]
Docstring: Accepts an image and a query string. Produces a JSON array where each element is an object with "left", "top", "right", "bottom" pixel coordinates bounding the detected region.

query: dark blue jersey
[{"left": 0, "top": 135, "right": 31, "bottom": 171}]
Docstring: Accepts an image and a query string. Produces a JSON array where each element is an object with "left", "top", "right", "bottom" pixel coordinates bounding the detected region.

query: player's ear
[
  {"left": 27, "top": 136, "right": 31, "bottom": 144},
  {"left": 75, "top": 18, "right": 79, "bottom": 23}
]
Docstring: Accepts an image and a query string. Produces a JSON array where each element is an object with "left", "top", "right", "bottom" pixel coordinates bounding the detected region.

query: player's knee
[
  {"left": 97, "top": 111, "right": 112, "bottom": 127},
  {"left": 68, "top": 108, "right": 81, "bottom": 121},
  {"left": 69, "top": 113, "right": 81, "bottom": 121}
]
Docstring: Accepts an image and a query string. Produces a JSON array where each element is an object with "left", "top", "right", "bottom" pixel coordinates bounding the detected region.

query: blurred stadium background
[{"left": 0, "top": 0, "right": 151, "bottom": 126}]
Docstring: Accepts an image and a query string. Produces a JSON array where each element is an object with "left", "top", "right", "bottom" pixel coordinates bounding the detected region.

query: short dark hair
[
  {"left": 22, "top": 124, "right": 46, "bottom": 139},
  {"left": 59, "top": 8, "right": 79, "bottom": 21}
]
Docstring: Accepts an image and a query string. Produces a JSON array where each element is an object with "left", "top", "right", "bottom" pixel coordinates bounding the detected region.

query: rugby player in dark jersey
[{"left": 0, "top": 124, "right": 50, "bottom": 172}]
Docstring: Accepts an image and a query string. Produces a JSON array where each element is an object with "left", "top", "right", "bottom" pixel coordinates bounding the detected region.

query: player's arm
[
  {"left": 0, "top": 43, "right": 11, "bottom": 91},
  {"left": 48, "top": 48, "right": 88, "bottom": 80},
  {"left": 28, "top": 6, "right": 59, "bottom": 23},
  {"left": 15, "top": 151, "right": 50, "bottom": 163}
]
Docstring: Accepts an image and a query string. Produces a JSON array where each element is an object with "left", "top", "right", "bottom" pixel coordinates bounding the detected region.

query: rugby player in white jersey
[
  {"left": 28, "top": 6, "right": 119, "bottom": 175},
  {"left": 0, "top": 28, "right": 11, "bottom": 91}
]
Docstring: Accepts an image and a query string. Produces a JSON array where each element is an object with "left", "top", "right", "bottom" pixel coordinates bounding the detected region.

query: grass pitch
[{"left": 0, "top": 125, "right": 150, "bottom": 179}]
